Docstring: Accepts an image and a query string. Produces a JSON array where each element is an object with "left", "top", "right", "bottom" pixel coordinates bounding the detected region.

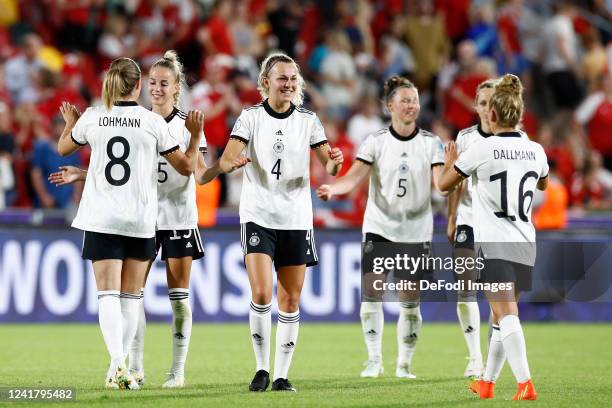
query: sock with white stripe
[
  {"left": 483, "top": 324, "right": 506, "bottom": 382},
  {"left": 128, "top": 288, "right": 146, "bottom": 374},
  {"left": 169, "top": 288, "right": 192, "bottom": 377},
  {"left": 274, "top": 310, "right": 300, "bottom": 380},
  {"left": 397, "top": 301, "right": 422, "bottom": 367},
  {"left": 120, "top": 291, "right": 142, "bottom": 361},
  {"left": 360, "top": 302, "right": 383, "bottom": 362},
  {"left": 249, "top": 301, "right": 272, "bottom": 372},
  {"left": 97, "top": 290, "right": 124, "bottom": 366},
  {"left": 499, "top": 315, "right": 531, "bottom": 383}
]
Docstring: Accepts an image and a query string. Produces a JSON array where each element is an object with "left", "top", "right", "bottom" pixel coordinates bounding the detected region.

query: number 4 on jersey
[{"left": 271, "top": 158, "right": 282, "bottom": 180}]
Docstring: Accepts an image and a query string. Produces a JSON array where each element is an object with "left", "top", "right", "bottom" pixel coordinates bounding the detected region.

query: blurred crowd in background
[{"left": 0, "top": 0, "right": 611, "bottom": 229}]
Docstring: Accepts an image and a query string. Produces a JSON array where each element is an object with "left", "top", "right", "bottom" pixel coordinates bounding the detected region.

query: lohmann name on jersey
[
  {"left": 98, "top": 116, "right": 141, "bottom": 128},
  {"left": 493, "top": 149, "right": 537, "bottom": 161}
]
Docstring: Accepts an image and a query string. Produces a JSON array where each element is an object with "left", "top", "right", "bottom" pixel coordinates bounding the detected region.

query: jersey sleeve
[
  {"left": 229, "top": 109, "right": 252, "bottom": 145},
  {"left": 355, "top": 134, "right": 376, "bottom": 165},
  {"left": 430, "top": 136, "right": 445, "bottom": 167},
  {"left": 71, "top": 108, "right": 90, "bottom": 146},
  {"left": 538, "top": 144, "right": 549, "bottom": 179},
  {"left": 454, "top": 141, "right": 484, "bottom": 178},
  {"left": 309, "top": 114, "right": 328, "bottom": 149},
  {"left": 155, "top": 115, "right": 180, "bottom": 155}
]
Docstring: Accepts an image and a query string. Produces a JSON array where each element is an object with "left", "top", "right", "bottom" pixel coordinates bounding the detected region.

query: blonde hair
[
  {"left": 383, "top": 75, "right": 416, "bottom": 102},
  {"left": 102, "top": 58, "right": 141, "bottom": 110},
  {"left": 257, "top": 53, "right": 305, "bottom": 106},
  {"left": 490, "top": 74, "right": 524, "bottom": 128},
  {"left": 151, "top": 50, "right": 185, "bottom": 105},
  {"left": 474, "top": 78, "right": 498, "bottom": 104}
]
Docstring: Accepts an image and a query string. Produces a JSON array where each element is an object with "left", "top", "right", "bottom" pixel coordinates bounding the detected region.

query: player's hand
[
  {"left": 48, "top": 166, "right": 84, "bottom": 186},
  {"left": 328, "top": 147, "right": 344, "bottom": 165},
  {"left": 228, "top": 155, "right": 251, "bottom": 172},
  {"left": 446, "top": 217, "right": 456, "bottom": 244},
  {"left": 444, "top": 141, "right": 458, "bottom": 165},
  {"left": 185, "top": 110, "right": 204, "bottom": 136},
  {"left": 316, "top": 184, "right": 333, "bottom": 201},
  {"left": 59, "top": 102, "right": 81, "bottom": 127}
]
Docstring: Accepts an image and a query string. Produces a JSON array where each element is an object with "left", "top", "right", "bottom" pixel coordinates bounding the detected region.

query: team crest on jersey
[
  {"left": 249, "top": 234, "right": 260, "bottom": 246},
  {"left": 399, "top": 163, "right": 409, "bottom": 174},
  {"left": 233, "top": 118, "right": 242, "bottom": 132},
  {"left": 273, "top": 140, "right": 284, "bottom": 154},
  {"left": 456, "top": 231, "right": 467, "bottom": 243}
]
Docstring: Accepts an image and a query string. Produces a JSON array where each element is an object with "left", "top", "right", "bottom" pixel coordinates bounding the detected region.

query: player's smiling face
[
  {"left": 266, "top": 62, "right": 298, "bottom": 107},
  {"left": 475, "top": 87, "right": 494, "bottom": 131},
  {"left": 388, "top": 87, "right": 420, "bottom": 124},
  {"left": 148, "top": 66, "right": 179, "bottom": 109}
]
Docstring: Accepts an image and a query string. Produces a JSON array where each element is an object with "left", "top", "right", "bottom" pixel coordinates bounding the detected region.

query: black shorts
[
  {"left": 240, "top": 222, "right": 318, "bottom": 268},
  {"left": 479, "top": 258, "right": 533, "bottom": 292},
  {"left": 453, "top": 224, "right": 474, "bottom": 250},
  {"left": 82, "top": 231, "right": 156, "bottom": 261},
  {"left": 156, "top": 229, "right": 204, "bottom": 261},
  {"left": 362, "top": 232, "right": 432, "bottom": 280}
]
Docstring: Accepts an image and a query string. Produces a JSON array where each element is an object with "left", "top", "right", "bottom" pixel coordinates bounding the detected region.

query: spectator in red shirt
[
  {"left": 571, "top": 150, "right": 611, "bottom": 210},
  {"left": 197, "top": 0, "right": 234, "bottom": 58},
  {"left": 575, "top": 74, "right": 612, "bottom": 170}
]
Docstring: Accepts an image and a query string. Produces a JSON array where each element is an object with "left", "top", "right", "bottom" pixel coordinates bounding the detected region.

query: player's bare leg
[
  {"left": 246, "top": 253, "right": 274, "bottom": 391},
  {"left": 162, "top": 256, "right": 194, "bottom": 388},
  {"left": 270, "top": 264, "right": 305, "bottom": 392}
]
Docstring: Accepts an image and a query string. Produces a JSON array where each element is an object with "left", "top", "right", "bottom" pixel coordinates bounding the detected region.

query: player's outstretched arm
[
  {"left": 48, "top": 166, "right": 87, "bottom": 186},
  {"left": 166, "top": 110, "right": 204, "bottom": 176},
  {"left": 439, "top": 142, "right": 465, "bottom": 192},
  {"left": 316, "top": 160, "right": 370, "bottom": 201},
  {"left": 57, "top": 102, "right": 82, "bottom": 157},
  {"left": 314, "top": 144, "right": 344, "bottom": 176},
  {"left": 198, "top": 138, "right": 250, "bottom": 184}
]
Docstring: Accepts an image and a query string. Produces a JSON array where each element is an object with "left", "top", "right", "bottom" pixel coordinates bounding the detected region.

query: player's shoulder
[
  {"left": 418, "top": 128, "right": 439, "bottom": 139},
  {"left": 367, "top": 127, "right": 389, "bottom": 140},
  {"left": 295, "top": 105, "right": 315, "bottom": 116},
  {"left": 176, "top": 108, "right": 188, "bottom": 120},
  {"left": 244, "top": 102, "right": 264, "bottom": 112},
  {"left": 457, "top": 124, "right": 479, "bottom": 140}
]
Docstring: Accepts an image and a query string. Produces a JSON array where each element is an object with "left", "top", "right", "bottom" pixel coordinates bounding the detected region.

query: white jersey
[
  {"left": 356, "top": 127, "right": 445, "bottom": 242},
  {"left": 230, "top": 100, "right": 327, "bottom": 230},
  {"left": 455, "top": 132, "right": 548, "bottom": 265},
  {"left": 456, "top": 125, "right": 529, "bottom": 227},
  {"left": 156, "top": 108, "right": 207, "bottom": 230},
  {"left": 71, "top": 101, "right": 179, "bottom": 238}
]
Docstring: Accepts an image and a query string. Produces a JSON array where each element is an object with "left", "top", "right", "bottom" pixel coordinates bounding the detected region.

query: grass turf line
[{"left": 0, "top": 323, "right": 610, "bottom": 407}]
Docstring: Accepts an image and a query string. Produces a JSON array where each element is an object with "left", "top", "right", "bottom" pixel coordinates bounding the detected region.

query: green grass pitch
[{"left": 0, "top": 323, "right": 610, "bottom": 407}]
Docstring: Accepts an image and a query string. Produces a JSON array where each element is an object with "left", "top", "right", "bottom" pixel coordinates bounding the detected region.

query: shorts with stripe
[
  {"left": 240, "top": 222, "right": 318, "bottom": 268},
  {"left": 156, "top": 229, "right": 204, "bottom": 261},
  {"left": 82, "top": 231, "right": 156, "bottom": 261}
]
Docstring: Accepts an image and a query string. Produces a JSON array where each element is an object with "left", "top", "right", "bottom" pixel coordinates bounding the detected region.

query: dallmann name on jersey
[
  {"left": 493, "top": 149, "right": 536, "bottom": 161},
  {"left": 98, "top": 116, "right": 141, "bottom": 128}
]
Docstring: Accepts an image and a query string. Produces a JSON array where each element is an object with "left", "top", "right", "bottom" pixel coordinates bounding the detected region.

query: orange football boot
[
  {"left": 469, "top": 379, "right": 495, "bottom": 399},
  {"left": 512, "top": 379, "right": 537, "bottom": 400}
]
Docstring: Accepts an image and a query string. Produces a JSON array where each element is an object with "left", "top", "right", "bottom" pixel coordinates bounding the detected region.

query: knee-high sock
[
  {"left": 457, "top": 298, "right": 482, "bottom": 360},
  {"left": 128, "top": 288, "right": 145, "bottom": 373},
  {"left": 249, "top": 301, "right": 272, "bottom": 372},
  {"left": 499, "top": 315, "right": 531, "bottom": 383},
  {"left": 483, "top": 324, "right": 506, "bottom": 381},
  {"left": 360, "top": 302, "right": 384, "bottom": 361},
  {"left": 397, "top": 301, "right": 422, "bottom": 366},
  {"left": 169, "top": 288, "right": 192, "bottom": 377},
  {"left": 120, "top": 292, "right": 142, "bottom": 361},
  {"left": 274, "top": 310, "right": 300, "bottom": 381},
  {"left": 98, "top": 290, "right": 124, "bottom": 366}
]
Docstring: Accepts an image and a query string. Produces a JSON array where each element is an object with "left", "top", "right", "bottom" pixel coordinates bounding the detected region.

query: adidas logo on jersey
[
  {"left": 276, "top": 130, "right": 283, "bottom": 135},
  {"left": 186, "top": 242, "right": 192, "bottom": 249},
  {"left": 401, "top": 152, "right": 408, "bottom": 157}
]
